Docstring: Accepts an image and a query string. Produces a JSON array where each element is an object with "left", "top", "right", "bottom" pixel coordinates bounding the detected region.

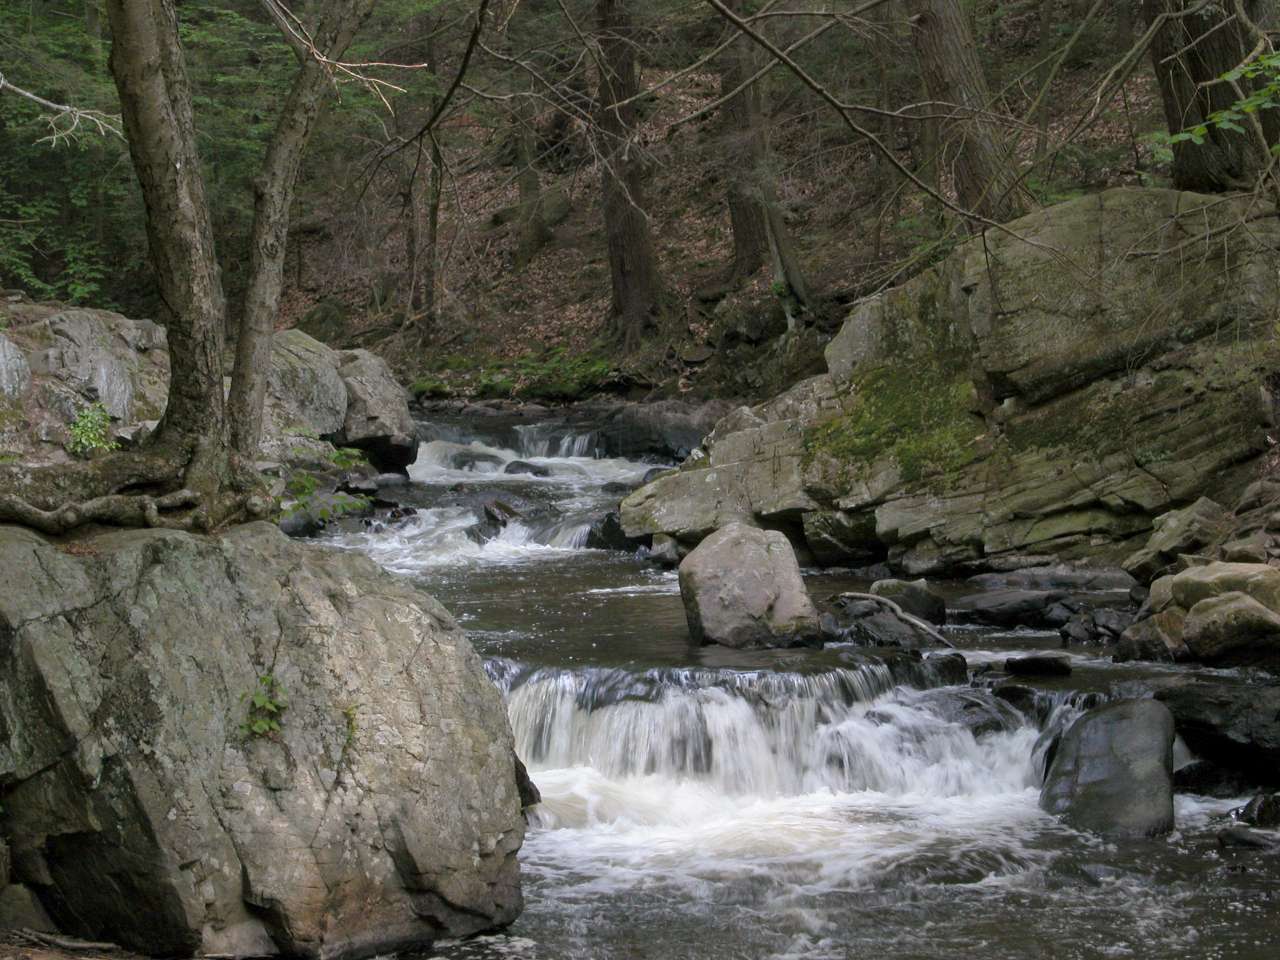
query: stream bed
[{"left": 322, "top": 413, "right": 1280, "bottom": 960}]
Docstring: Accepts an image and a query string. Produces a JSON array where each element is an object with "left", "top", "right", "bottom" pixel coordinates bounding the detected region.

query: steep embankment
[{"left": 622, "top": 188, "right": 1277, "bottom": 575}]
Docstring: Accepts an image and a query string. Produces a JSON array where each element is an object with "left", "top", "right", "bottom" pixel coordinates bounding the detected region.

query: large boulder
[
  {"left": 0, "top": 523, "right": 524, "bottom": 957},
  {"left": 1122, "top": 497, "right": 1230, "bottom": 582},
  {"left": 678, "top": 523, "right": 820, "bottom": 648},
  {"left": 1153, "top": 679, "right": 1280, "bottom": 783},
  {"left": 262, "top": 328, "right": 349, "bottom": 440},
  {"left": 1169, "top": 561, "right": 1280, "bottom": 613},
  {"left": 332, "top": 349, "right": 418, "bottom": 472},
  {"left": 1182, "top": 591, "right": 1280, "bottom": 670},
  {"left": 1040, "top": 699, "right": 1176, "bottom": 838}
]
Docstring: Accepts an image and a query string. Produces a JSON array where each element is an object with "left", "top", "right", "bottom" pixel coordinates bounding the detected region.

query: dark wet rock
[
  {"left": 828, "top": 597, "right": 941, "bottom": 650},
  {"left": 514, "top": 754, "right": 542, "bottom": 810},
  {"left": 1237, "top": 793, "right": 1280, "bottom": 828},
  {"left": 586, "top": 511, "right": 649, "bottom": 552},
  {"left": 278, "top": 490, "right": 375, "bottom": 538},
  {"left": 1182, "top": 591, "right": 1280, "bottom": 670},
  {"left": 1113, "top": 610, "right": 1189, "bottom": 663},
  {"left": 505, "top": 459, "right": 552, "bottom": 477},
  {"left": 953, "top": 589, "right": 1069, "bottom": 628},
  {"left": 1006, "top": 654, "right": 1072, "bottom": 677},
  {"left": 1153, "top": 679, "right": 1280, "bottom": 784},
  {"left": 911, "top": 688, "right": 1025, "bottom": 738},
  {"left": 0, "top": 523, "right": 524, "bottom": 957},
  {"left": 1040, "top": 699, "right": 1175, "bottom": 838},
  {"left": 598, "top": 399, "right": 733, "bottom": 461},
  {"left": 992, "top": 683, "right": 1039, "bottom": 719},
  {"left": 803, "top": 509, "right": 882, "bottom": 567},
  {"left": 1060, "top": 607, "right": 1135, "bottom": 647},
  {"left": 1216, "top": 826, "right": 1277, "bottom": 851},
  {"left": 873, "top": 649, "right": 967, "bottom": 689},
  {"left": 869, "top": 578, "right": 947, "bottom": 625},
  {"left": 1173, "top": 760, "right": 1256, "bottom": 799},
  {"left": 601, "top": 480, "right": 637, "bottom": 495},
  {"left": 646, "top": 534, "right": 684, "bottom": 567},
  {"left": 453, "top": 449, "right": 507, "bottom": 471},
  {"left": 678, "top": 523, "right": 821, "bottom": 649}
]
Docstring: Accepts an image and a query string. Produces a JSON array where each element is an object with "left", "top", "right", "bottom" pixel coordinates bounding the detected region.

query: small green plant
[
  {"left": 240, "top": 670, "right": 289, "bottom": 742},
  {"left": 66, "top": 402, "right": 117, "bottom": 458},
  {"left": 329, "top": 446, "right": 368, "bottom": 470},
  {"left": 342, "top": 703, "right": 359, "bottom": 747},
  {"left": 241, "top": 674, "right": 288, "bottom": 738}
]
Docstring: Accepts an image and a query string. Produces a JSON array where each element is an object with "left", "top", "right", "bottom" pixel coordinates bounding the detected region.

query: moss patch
[{"left": 804, "top": 364, "right": 985, "bottom": 484}]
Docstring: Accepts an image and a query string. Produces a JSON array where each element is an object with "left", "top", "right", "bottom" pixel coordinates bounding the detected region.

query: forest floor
[{"left": 279, "top": 15, "right": 1170, "bottom": 404}]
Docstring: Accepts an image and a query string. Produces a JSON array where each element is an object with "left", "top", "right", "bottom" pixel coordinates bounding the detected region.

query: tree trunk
[
  {"left": 1141, "top": 0, "right": 1279, "bottom": 192},
  {"left": 515, "top": 88, "right": 552, "bottom": 270},
  {"left": 906, "top": 0, "right": 1027, "bottom": 223},
  {"left": 227, "top": 0, "right": 376, "bottom": 459},
  {"left": 717, "top": 0, "right": 810, "bottom": 312},
  {"left": 421, "top": 131, "right": 443, "bottom": 323},
  {"left": 596, "top": 0, "right": 664, "bottom": 348},
  {"left": 105, "top": 0, "right": 227, "bottom": 465}
]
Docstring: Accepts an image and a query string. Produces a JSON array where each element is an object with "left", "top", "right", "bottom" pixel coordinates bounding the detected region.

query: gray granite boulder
[
  {"left": 678, "top": 523, "right": 820, "bottom": 648},
  {"left": 0, "top": 523, "right": 524, "bottom": 957}
]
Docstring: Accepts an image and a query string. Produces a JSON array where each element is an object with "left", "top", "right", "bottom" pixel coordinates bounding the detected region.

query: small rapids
[{"left": 323, "top": 413, "right": 1280, "bottom": 960}]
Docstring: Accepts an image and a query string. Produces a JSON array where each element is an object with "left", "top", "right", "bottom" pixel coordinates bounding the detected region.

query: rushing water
[{"left": 323, "top": 413, "right": 1280, "bottom": 960}]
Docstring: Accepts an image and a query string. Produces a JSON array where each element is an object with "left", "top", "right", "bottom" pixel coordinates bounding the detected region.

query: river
[{"left": 323, "top": 412, "right": 1280, "bottom": 960}]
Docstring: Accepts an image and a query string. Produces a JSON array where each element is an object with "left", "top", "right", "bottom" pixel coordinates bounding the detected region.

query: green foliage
[
  {"left": 511, "top": 348, "right": 613, "bottom": 402},
  {"left": 241, "top": 674, "right": 287, "bottom": 738},
  {"left": 342, "top": 703, "right": 359, "bottom": 747},
  {"left": 1164, "top": 51, "right": 1280, "bottom": 153},
  {"left": 410, "top": 377, "right": 454, "bottom": 399},
  {"left": 66, "top": 402, "right": 117, "bottom": 458},
  {"left": 805, "top": 364, "right": 982, "bottom": 485},
  {"left": 329, "top": 446, "right": 368, "bottom": 470}
]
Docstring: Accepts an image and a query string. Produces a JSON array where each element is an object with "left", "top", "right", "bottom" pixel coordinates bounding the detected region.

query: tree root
[
  {"left": 836, "top": 592, "right": 956, "bottom": 649},
  {"left": 0, "top": 489, "right": 202, "bottom": 535}
]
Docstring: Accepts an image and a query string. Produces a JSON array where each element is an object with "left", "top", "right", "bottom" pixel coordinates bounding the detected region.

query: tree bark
[
  {"left": 227, "top": 0, "right": 376, "bottom": 459},
  {"left": 596, "top": 0, "right": 664, "bottom": 348},
  {"left": 1141, "top": 0, "right": 1280, "bottom": 192},
  {"left": 105, "top": 0, "right": 227, "bottom": 465},
  {"left": 906, "top": 0, "right": 1027, "bottom": 223}
]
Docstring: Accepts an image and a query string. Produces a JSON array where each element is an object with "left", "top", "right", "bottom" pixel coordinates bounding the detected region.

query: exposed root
[
  {"left": 0, "top": 489, "right": 202, "bottom": 535},
  {"left": 836, "top": 592, "right": 956, "bottom": 649}
]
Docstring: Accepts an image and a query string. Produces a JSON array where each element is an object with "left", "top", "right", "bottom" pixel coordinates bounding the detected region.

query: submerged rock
[
  {"left": 1006, "top": 654, "right": 1072, "bottom": 677},
  {"left": 952, "top": 589, "right": 1068, "bottom": 628},
  {"left": 1040, "top": 699, "right": 1175, "bottom": 839},
  {"left": 0, "top": 523, "right": 524, "bottom": 957},
  {"left": 869, "top": 578, "right": 947, "bottom": 625},
  {"left": 678, "top": 523, "right": 820, "bottom": 649}
]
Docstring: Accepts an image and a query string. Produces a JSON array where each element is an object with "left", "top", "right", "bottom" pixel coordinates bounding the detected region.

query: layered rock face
[
  {"left": 0, "top": 523, "right": 524, "bottom": 957},
  {"left": 622, "top": 189, "right": 1274, "bottom": 576},
  {"left": 0, "top": 300, "right": 417, "bottom": 473}
]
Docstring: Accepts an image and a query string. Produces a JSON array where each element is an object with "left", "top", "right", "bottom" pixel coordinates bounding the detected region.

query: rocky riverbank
[{"left": 621, "top": 188, "right": 1278, "bottom": 578}]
